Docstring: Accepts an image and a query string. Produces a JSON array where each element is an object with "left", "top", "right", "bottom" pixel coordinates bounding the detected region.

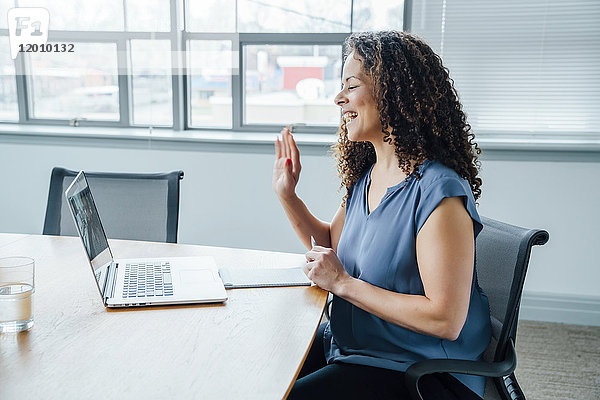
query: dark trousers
[{"left": 288, "top": 324, "right": 482, "bottom": 400}]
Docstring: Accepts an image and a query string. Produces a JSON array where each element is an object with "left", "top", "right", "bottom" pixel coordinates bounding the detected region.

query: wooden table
[{"left": 0, "top": 234, "right": 327, "bottom": 399}]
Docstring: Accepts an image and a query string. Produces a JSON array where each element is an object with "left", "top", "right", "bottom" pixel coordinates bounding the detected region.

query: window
[
  {"left": 184, "top": 0, "right": 404, "bottom": 132},
  {"left": 4, "top": 0, "right": 175, "bottom": 127},
  {"left": 17, "top": 0, "right": 125, "bottom": 31},
  {"left": 352, "top": 0, "right": 405, "bottom": 32},
  {"left": 0, "top": 37, "right": 18, "bottom": 122},
  {"left": 237, "top": 0, "right": 351, "bottom": 33},
  {"left": 411, "top": 0, "right": 600, "bottom": 136},
  {"left": 243, "top": 44, "right": 341, "bottom": 126},
  {"left": 187, "top": 0, "right": 236, "bottom": 32},
  {"left": 188, "top": 39, "right": 233, "bottom": 128},
  {"left": 29, "top": 42, "right": 119, "bottom": 121},
  {"left": 130, "top": 40, "right": 173, "bottom": 126},
  {"left": 2, "top": 0, "right": 406, "bottom": 132},
  {"left": 125, "top": 0, "right": 171, "bottom": 32}
]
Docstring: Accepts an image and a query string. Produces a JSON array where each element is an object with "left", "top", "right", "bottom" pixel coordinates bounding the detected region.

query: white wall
[
  {"left": 478, "top": 159, "right": 600, "bottom": 297},
  {"left": 1, "top": 136, "right": 599, "bottom": 323}
]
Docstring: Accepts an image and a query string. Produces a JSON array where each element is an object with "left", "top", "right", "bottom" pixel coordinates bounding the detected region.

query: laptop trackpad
[{"left": 180, "top": 269, "right": 215, "bottom": 284}]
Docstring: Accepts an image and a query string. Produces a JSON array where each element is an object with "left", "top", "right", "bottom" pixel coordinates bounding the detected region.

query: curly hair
[{"left": 333, "top": 31, "right": 482, "bottom": 203}]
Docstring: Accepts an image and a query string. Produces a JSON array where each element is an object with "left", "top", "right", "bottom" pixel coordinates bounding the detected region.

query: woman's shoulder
[
  {"left": 416, "top": 160, "right": 463, "bottom": 187},
  {"left": 413, "top": 160, "right": 474, "bottom": 201},
  {"left": 413, "top": 160, "right": 482, "bottom": 237}
]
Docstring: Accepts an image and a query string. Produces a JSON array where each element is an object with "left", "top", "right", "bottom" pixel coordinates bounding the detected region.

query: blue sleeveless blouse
[{"left": 323, "top": 160, "right": 491, "bottom": 398}]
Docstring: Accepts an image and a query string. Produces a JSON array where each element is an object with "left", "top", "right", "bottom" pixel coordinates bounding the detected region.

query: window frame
[
  {"left": 0, "top": 28, "right": 19, "bottom": 122},
  {"left": 4, "top": 0, "right": 183, "bottom": 129},
  {"left": 183, "top": 32, "right": 349, "bottom": 134},
  {"left": 237, "top": 34, "right": 347, "bottom": 134},
  {"left": 16, "top": 34, "right": 127, "bottom": 127},
  {"left": 2, "top": 0, "right": 412, "bottom": 134}
]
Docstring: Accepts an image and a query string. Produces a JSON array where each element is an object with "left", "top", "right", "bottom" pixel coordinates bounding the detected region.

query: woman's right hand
[{"left": 273, "top": 126, "right": 301, "bottom": 200}]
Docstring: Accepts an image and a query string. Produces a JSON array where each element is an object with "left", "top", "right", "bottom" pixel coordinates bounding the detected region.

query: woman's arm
[
  {"left": 305, "top": 196, "right": 474, "bottom": 341},
  {"left": 329, "top": 205, "right": 345, "bottom": 253},
  {"left": 278, "top": 194, "right": 331, "bottom": 250}
]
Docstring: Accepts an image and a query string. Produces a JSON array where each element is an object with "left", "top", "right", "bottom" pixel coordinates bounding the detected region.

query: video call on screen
[{"left": 68, "top": 186, "right": 109, "bottom": 261}]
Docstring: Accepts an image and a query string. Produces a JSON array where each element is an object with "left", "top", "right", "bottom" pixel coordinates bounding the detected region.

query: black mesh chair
[
  {"left": 406, "top": 216, "right": 549, "bottom": 400},
  {"left": 43, "top": 167, "right": 184, "bottom": 243}
]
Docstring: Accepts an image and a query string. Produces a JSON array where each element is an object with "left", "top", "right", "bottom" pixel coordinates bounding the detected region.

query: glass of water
[{"left": 0, "top": 257, "right": 35, "bottom": 332}]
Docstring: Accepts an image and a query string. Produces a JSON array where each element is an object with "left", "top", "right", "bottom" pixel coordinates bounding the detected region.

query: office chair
[
  {"left": 405, "top": 216, "right": 549, "bottom": 400},
  {"left": 43, "top": 167, "right": 184, "bottom": 243}
]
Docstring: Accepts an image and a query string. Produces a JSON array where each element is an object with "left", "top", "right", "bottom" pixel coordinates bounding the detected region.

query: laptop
[{"left": 65, "top": 170, "right": 227, "bottom": 307}]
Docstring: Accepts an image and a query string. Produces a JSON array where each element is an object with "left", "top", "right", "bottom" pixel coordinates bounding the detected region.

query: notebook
[{"left": 218, "top": 267, "right": 312, "bottom": 288}]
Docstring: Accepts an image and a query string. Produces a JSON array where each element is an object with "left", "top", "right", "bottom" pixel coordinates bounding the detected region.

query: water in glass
[{"left": 0, "top": 283, "right": 34, "bottom": 332}]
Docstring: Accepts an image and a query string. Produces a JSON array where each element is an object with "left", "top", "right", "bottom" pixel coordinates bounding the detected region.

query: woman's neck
[
  {"left": 369, "top": 141, "right": 404, "bottom": 183},
  {"left": 371, "top": 137, "right": 400, "bottom": 171},
  {"left": 370, "top": 137, "right": 420, "bottom": 184}
]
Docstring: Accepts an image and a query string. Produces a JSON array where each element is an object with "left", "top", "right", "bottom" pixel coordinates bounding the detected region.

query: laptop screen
[{"left": 65, "top": 171, "right": 113, "bottom": 297}]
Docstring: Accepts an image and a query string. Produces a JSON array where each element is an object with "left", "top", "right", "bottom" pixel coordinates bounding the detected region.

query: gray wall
[{"left": 1, "top": 134, "right": 599, "bottom": 324}]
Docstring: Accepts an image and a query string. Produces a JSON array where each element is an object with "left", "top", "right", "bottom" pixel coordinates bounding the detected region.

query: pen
[{"left": 310, "top": 236, "right": 317, "bottom": 248}]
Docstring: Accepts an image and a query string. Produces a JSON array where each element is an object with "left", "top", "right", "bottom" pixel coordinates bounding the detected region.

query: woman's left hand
[{"left": 305, "top": 246, "right": 351, "bottom": 293}]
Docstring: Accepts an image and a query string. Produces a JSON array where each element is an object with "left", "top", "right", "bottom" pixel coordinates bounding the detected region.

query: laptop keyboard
[{"left": 122, "top": 262, "right": 174, "bottom": 298}]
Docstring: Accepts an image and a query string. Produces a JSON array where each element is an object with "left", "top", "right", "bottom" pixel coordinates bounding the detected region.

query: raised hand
[{"left": 273, "top": 126, "right": 301, "bottom": 200}]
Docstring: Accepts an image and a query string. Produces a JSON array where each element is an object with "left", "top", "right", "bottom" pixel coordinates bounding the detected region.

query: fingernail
[{"left": 285, "top": 158, "right": 292, "bottom": 166}]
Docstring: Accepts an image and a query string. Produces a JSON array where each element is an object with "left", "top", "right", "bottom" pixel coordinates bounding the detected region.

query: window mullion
[
  {"left": 350, "top": 0, "right": 354, "bottom": 32},
  {"left": 403, "top": 0, "right": 413, "bottom": 32},
  {"left": 172, "top": 0, "right": 185, "bottom": 131},
  {"left": 117, "top": 38, "right": 130, "bottom": 126},
  {"left": 232, "top": 34, "right": 242, "bottom": 130},
  {"left": 122, "top": 0, "right": 128, "bottom": 31},
  {"left": 14, "top": 53, "right": 29, "bottom": 123}
]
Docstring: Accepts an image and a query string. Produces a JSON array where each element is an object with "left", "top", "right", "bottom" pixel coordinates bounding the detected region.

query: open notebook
[{"left": 218, "top": 267, "right": 312, "bottom": 289}]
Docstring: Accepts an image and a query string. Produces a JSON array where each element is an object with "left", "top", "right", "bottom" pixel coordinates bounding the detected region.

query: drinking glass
[{"left": 0, "top": 257, "right": 35, "bottom": 332}]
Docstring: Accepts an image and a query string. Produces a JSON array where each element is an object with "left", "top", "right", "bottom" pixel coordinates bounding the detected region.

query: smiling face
[{"left": 334, "top": 52, "right": 382, "bottom": 142}]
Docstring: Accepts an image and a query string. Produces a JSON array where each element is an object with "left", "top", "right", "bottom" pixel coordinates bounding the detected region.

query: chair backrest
[
  {"left": 43, "top": 167, "right": 184, "bottom": 243},
  {"left": 475, "top": 216, "right": 549, "bottom": 361}
]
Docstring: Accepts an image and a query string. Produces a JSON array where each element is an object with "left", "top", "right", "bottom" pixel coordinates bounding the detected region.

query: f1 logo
[{"left": 7, "top": 7, "right": 50, "bottom": 59}]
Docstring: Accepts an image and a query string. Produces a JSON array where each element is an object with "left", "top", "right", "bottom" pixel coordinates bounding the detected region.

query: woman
[{"left": 273, "top": 31, "right": 491, "bottom": 399}]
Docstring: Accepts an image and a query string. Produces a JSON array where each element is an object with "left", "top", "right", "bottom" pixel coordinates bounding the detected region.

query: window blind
[{"left": 411, "top": 0, "right": 600, "bottom": 137}]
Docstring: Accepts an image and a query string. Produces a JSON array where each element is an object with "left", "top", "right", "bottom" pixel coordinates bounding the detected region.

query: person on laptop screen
[
  {"left": 273, "top": 31, "right": 491, "bottom": 400},
  {"left": 69, "top": 186, "right": 108, "bottom": 261}
]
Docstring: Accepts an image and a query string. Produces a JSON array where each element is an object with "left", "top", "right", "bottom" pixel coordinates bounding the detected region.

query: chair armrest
[
  {"left": 324, "top": 293, "right": 333, "bottom": 320},
  {"left": 405, "top": 339, "right": 517, "bottom": 400}
]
